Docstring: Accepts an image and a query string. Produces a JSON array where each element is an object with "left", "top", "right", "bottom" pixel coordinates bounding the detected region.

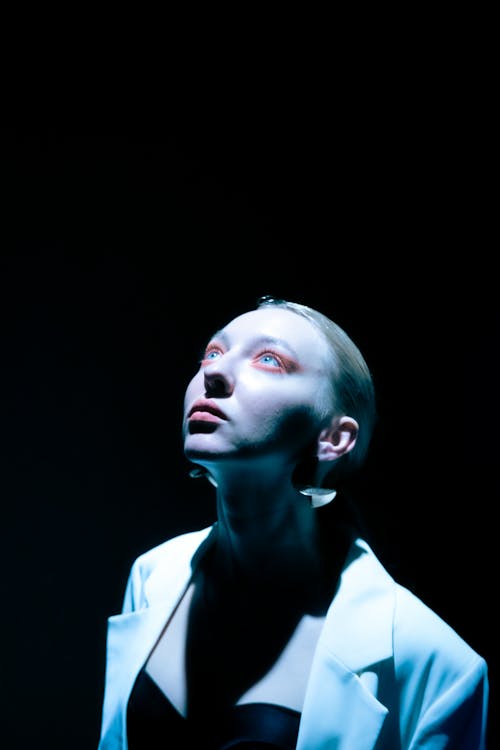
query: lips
[{"left": 187, "top": 400, "right": 228, "bottom": 422}]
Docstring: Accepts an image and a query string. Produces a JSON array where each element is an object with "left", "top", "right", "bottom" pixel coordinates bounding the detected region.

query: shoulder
[
  {"left": 354, "top": 541, "right": 488, "bottom": 726},
  {"left": 345, "top": 539, "right": 486, "bottom": 679},
  {"left": 393, "top": 583, "right": 486, "bottom": 676},
  {"left": 353, "top": 538, "right": 485, "bottom": 666},
  {"left": 390, "top": 584, "right": 488, "bottom": 743}
]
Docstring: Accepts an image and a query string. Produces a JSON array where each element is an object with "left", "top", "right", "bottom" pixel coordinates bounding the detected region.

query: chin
[{"left": 184, "top": 433, "right": 226, "bottom": 459}]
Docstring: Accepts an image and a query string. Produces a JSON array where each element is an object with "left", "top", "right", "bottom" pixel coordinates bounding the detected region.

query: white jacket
[{"left": 98, "top": 525, "right": 489, "bottom": 749}]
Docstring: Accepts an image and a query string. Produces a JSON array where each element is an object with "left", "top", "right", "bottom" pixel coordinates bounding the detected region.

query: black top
[{"left": 127, "top": 668, "right": 301, "bottom": 749}]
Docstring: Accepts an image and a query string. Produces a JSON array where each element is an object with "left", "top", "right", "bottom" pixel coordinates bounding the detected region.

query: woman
[{"left": 98, "top": 296, "right": 489, "bottom": 749}]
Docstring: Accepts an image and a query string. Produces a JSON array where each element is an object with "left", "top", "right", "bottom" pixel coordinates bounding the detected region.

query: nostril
[{"left": 205, "top": 376, "right": 227, "bottom": 397}]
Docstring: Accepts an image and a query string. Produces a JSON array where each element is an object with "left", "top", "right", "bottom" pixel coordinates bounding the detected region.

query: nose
[{"left": 203, "top": 358, "right": 234, "bottom": 397}]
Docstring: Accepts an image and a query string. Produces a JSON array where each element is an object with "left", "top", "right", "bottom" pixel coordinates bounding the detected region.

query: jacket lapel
[
  {"left": 297, "top": 648, "right": 389, "bottom": 749},
  {"left": 101, "top": 531, "right": 211, "bottom": 749},
  {"left": 297, "top": 538, "right": 396, "bottom": 749},
  {"left": 102, "top": 597, "right": 186, "bottom": 748}
]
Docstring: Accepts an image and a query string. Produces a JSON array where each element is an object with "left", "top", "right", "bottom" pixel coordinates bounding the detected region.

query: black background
[{"left": 1, "top": 78, "right": 497, "bottom": 748}]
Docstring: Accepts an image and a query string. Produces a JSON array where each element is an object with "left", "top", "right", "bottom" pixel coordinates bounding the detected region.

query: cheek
[
  {"left": 183, "top": 373, "right": 202, "bottom": 411},
  {"left": 250, "top": 396, "right": 324, "bottom": 452}
]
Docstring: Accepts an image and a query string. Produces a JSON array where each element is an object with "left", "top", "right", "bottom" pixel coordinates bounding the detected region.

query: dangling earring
[
  {"left": 189, "top": 467, "right": 218, "bottom": 488},
  {"left": 298, "top": 486, "right": 337, "bottom": 509},
  {"left": 293, "top": 454, "right": 337, "bottom": 508}
]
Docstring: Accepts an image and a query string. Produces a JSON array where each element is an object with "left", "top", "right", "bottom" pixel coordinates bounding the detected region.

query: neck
[{"left": 207, "top": 467, "right": 323, "bottom": 592}]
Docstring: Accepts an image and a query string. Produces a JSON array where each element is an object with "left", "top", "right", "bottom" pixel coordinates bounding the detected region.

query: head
[{"left": 183, "top": 296, "right": 377, "bottom": 491}]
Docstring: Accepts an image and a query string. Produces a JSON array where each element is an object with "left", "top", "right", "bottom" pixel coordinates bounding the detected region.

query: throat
[
  {"left": 208, "top": 505, "right": 354, "bottom": 615},
  {"left": 215, "top": 506, "right": 322, "bottom": 588},
  {"left": 201, "top": 539, "right": 334, "bottom": 623}
]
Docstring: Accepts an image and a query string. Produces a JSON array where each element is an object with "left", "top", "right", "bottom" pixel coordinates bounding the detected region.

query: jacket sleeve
[{"left": 408, "top": 655, "right": 489, "bottom": 750}]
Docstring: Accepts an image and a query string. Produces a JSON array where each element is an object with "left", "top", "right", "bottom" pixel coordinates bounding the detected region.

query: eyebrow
[{"left": 208, "top": 331, "right": 300, "bottom": 359}]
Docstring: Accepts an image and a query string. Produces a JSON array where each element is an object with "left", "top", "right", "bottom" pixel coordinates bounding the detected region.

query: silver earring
[{"left": 298, "top": 486, "right": 337, "bottom": 508}]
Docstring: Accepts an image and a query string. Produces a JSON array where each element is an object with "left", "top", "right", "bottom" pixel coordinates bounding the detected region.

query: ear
[{"left": 317, "top": 416, "right": 359, "bottom": 462}]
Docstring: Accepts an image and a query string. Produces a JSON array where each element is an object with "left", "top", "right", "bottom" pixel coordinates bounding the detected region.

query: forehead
[{"left": 216, "top": 308, "right": 330, "bottom": 362}]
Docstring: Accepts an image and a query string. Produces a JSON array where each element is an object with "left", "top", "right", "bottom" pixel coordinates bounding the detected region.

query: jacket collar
[
  {"left": 321, "top": 537, "right": 395, "bottom": 671},
  {"left": 143, "top": 526, "right": 214, "bottom": 606},
  {"left": 145, "top": 528, "right": 395, "bottom": 673}
]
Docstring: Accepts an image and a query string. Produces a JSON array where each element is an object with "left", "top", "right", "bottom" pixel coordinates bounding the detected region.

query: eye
[
  {"left": 253, "top": 348, "right": 299, "bottom": 373},
  {"left": 252, "top": 349, "right": 291, "bottom": 372},
  {"left": 200, "top": 344, "right": 224, "bottom": 366},
  {"left": 258, "top": 352, "right": 282, "bottom": 367}
]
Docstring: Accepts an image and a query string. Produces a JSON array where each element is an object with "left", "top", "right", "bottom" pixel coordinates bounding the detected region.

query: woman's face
[{"left": 183, "top": 307, "right": 335, "bottom": 467}]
